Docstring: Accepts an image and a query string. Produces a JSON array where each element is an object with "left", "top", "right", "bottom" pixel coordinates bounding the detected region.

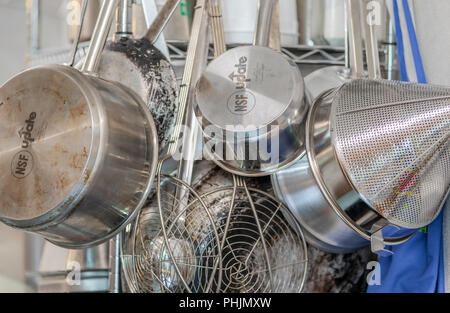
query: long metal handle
[
  {"left": 144, "top": 0, "right": 180, "bottom": 44},
  {"left": 269, "top": 0, "right": 281, "bottom": 51},
  {"left": 209, "top": 0, "right": 226, "bottom": 57},
  {"left": 68, "top": 0, "right": 89, "bottom": 67},
  {"left": 81, "top": 0, "right": 119, "bottom": 73},
  {"left": 108, "top": 235, "right": 121, "bottom": 293},
  {"left": 360, "top": 0, "right": 381, "bottom": 79},
  {"left": 253, "top": 0, "right": 275, "bottom": 46},
  {"left": 171, "top": 0, "right": 210, "bottom": 225},
  {"left": 115, "top": 0, "right": 133, "bottom": 39},
  {"left": 346, "top": 0, "right": 364, "bottom": 78},
  {"left": 141, "top": 0, "right": 170, "bottom": 58},
  {"left": 167, "top": 0, "right": 210, "bottom": 157}
]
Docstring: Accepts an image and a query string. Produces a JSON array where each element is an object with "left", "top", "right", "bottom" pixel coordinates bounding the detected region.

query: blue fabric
[
  {"left": 367, "top": 210, "right": 445, "bottom": 293},
  {"left": 393, "top": 0, "right": 409, "bottom": 81},
  {"left": 402, "top": 0, "right": 427, "bottom": 83},
  {"left": 367, "top": 0, "right": 446, "bottom": 293}
]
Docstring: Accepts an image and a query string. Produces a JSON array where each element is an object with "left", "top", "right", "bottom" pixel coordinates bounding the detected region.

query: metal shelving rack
[{"left": 31, "top": 40, "right": 347, "bottom": 67}]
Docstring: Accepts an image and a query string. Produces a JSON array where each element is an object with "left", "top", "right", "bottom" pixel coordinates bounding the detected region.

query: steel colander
[{"left": 331, "top": 79, "right": 450, "bottom": 229}]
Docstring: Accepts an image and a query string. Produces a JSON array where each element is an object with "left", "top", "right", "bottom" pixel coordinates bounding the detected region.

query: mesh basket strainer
[{"left": 331, "top": 79, "right": 450, "bottom": 229}]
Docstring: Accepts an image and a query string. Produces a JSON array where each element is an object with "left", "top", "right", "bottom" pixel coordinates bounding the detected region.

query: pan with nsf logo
[
  {"left": 193, "top": 0, "right": 309, "bottom": 177},
  {"left": 0, "top": 0, "right": 176, "bottom": 248}
]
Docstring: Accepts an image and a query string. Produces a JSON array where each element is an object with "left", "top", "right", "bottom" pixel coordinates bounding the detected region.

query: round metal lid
[
  {"left": 0, "top": 66, "right": 94, "bottom": 221},
  {"left": 195, "top": 46, "right": 303, "bottom": 131}
]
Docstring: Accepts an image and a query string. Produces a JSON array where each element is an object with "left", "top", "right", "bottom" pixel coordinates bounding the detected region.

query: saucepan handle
[
  {"left": 81, "top": 0, "right": 119, "bottom": 73},
  {"left": 253, "top": 0, "right": 275, "bottom": 47}
]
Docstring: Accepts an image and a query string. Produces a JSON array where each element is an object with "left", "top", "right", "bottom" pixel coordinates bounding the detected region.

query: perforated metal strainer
[{"left": 331, "top": 79, "right": 450, "bottom": 229}]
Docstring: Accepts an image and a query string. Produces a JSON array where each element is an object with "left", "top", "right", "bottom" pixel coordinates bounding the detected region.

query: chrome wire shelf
[
  {"left": 30, "top": 40, "right": 347, "bottom": 67},
  {"left": 167, "top": 40, "right": 346, "bottom": 66}
]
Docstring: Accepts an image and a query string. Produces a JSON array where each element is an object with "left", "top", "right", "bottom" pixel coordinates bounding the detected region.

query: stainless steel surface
[
  {"left": 209, "top": 0, "right": 226, "bottom": 57},
  {"left": 154, "top": 0, "right": 193, "bottom": 41},
  {"left": 145, "top": 3, "right": 308, "bottom": 293},
  {"left": 121, "top": 0, "right": 214, "bottom": 293},
  {"left": 27, "top": 0, "right": 40, "bottom": 55},
  {"left": 68, "top": 0, "right": 89, "bottom": 67},
  {"left": 124, "top": 170, "right": 308, "bottom": 293},
  {"left": 145, "top": 0, "right": 181, "bottom": 44},
  {"left": 271, "top": 0, "right": 414, "bottom": 253},
  {"left": 297, "top": 0, "right": 327, "bottom": 46},
  {"left": 268, "top": 0, "right": 281, "bottom": 51},
  {"left": 0, "top": 64, "right": 158, "bottom": 248},
  {"left": 253, "top": 0, "right": 275, "bottom": 47},
  {"left": 139, "top": 0, "right": 170, "bottom": 58},
  {"left": 187, "top": 175, "right": 308, "bottom": 292},
  {"left": 195, "top": 45, "right": 308, "bottom": 177},
  {"left": 271, "top": 0, "right": 356, "bottom": 253},
  {"left": 94, "top": 0, "right": 180, "bottom": 149},
  {"left": 68, "top": 0, "right": 101, "bottom": 43},
  {"left": 331, "top": 79, "right": 450, "bottom": 229},
  {"left": 115, "top": 0, "right": 133, "bottom": 38},
  {"left": 126, "top": 174, "right": 223, "bottom": 292},
  {"left": 109, "top": 235, "right": 121, "bottom": 293},
  {"left": 176, "top": 0, "right": 222, "bottom": 188},
  {"left": 194, "top": 0, "right": 309, "bottom": 177},
  {"left": 81, "top": 0, "right": 119, "bottom": 73},
  {"left": 346, "top": 0, "right": 364, "bottom": 78},
  {"left": 37, "top": 241, "right": 109, "bottom": 293},
  {"left": 0, "top": 0, "right": 160, "bottom": 248},
  {"left": 273, "top": 90, "right": 375, "bottom": 253},
  {"left": 360, "top": 0, "right": 381, "bottom": 79}
]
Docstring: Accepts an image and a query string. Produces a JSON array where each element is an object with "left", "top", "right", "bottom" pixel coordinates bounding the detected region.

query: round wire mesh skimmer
[
  {"left": 187, "top": 175, "right": 308, "bottom": 293},
  {"left": 121, "top": 173, "right": 308, "bottom": 293},
  {"left": 120, "top": 173, "right": 223, "bottom": 293}
]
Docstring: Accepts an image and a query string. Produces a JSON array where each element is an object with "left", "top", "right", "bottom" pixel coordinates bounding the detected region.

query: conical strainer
[{"left": 331, "top": 79, "right": 450, "bottom": 229}]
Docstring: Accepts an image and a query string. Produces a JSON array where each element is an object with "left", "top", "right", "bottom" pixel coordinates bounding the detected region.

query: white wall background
[
  {"left": 0, "top": 0, "right": 69, "bottom": 291},
  {"left": 0, "top": 0, "right": 69, "bottom": 85}
]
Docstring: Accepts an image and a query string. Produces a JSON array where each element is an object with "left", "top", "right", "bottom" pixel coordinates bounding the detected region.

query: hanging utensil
[
  {"left": 120, "top": 0, "right": 224, "bottom": 293},
  {"left": 0, "top": 0, "right": 160, "bottom": 248},
  {"left": 90, "top": 0, "right": 180, "bottom": 150},
  {"left": 185, "top": 174, "right": 308, "bottom": 292},
  {"left": 271, "top": 0, "right": 416, "bottom": 253},
  {"left": 331, "top": 2, "right": 449, "bottom": 230},
  {"left": 186, "top": 0, "right": 308, "bottom": 293},
  {"left": 194, "top": 0, "right": 309, "bottom": 177}
]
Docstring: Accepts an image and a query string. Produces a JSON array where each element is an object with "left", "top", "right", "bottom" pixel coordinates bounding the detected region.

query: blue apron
[{"left": 367, "top": 0, "right": 446, "bottom": 293}]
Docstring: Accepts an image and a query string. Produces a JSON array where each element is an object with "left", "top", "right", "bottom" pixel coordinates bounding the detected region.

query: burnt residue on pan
[{"left": 106, "top": 38, "right": 178, "bottom": 148}]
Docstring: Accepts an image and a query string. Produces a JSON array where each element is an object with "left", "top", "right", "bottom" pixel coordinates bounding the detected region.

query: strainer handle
[
  {"left": 370, "top": 221, "right": 416, "bottom": 253},
  {"left": 345, "top": 0, "right": 365, "bottom": 78}
]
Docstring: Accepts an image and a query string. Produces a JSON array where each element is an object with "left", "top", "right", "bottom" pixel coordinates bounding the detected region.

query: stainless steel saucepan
[
  {"left": 272, "top": 0, "right": 413, "bottom": 253},
  {"left": 0, "top": 0, "right": 169, "bottom": 248},
  {"left": 194, "top": 0, "right": 309, "bottom": 177}
]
